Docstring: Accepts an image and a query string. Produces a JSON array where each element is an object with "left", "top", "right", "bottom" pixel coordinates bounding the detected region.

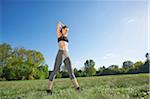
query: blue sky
[{"left": 1, "top": 0, "right": 149, "bottom": 70}]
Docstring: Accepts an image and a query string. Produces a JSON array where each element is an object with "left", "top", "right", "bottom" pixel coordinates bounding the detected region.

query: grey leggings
[{"left": 49, "top": 49, "right": 76, "bottom": 81}]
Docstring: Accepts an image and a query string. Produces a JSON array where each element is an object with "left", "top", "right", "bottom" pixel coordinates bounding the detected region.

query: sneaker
[
  {"left": 46, "top": 89, "right": 52, "bottom": 95},
  {"left": 76, "top": 87, "right": 81, "bottom": 92}
]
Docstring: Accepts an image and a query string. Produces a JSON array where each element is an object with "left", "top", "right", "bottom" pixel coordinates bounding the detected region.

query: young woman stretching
[{"left": 46, "top": 21, "right": 80, "bottom": 95}]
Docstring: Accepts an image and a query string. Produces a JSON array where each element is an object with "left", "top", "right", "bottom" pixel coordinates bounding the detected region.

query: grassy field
[{"left": 0, "top": 73, "right": 149, "bottom": 99}]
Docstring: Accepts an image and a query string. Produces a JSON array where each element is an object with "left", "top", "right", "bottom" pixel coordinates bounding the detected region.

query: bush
[
  {"left": 56, "top": 72, "right": 62, "bottom": 78},
  {"left": 0, "top": 67, "right": 3, "bottom": 77},
  {"left": 3, "top": 66, "right": 17, "bottom": 80}
]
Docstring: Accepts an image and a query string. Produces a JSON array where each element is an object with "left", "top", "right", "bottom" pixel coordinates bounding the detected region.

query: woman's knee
[
  {"left": 49, "top": 69, "right": 59, "bottom": 81},
  {"left": 69, "top": 72, "right": 76, "bottom": 79},
  {"left": 63, "top": 57, "right": 71, "bottom": 65}
]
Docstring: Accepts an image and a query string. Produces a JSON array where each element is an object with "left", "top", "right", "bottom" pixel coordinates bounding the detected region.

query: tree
[
  {"left": 123, "top": 61, "right": 134, "bottom": 69},
  {"left": 85, "top": 67, "right": 96, "bottom": 76},
  {"left": 84, "top": 59, "right": 96, "bottom": 76},
  {"left": 0, "top": 67, "right": 3, "bottom": 79},
  {"left": 84, "top": 59, "right": 95, "bottom": 68},
  {"left": 74, "top": 68, "right": 81, "bottom": 77},
  {"left": 0, "top": 43, "right": 12, "bottom": 67},
  {"left": 122, "top": 61, "right": 134, "bottom": 73},
  {"left": 96, "top": 66, "right": 106, "bottom": 75},
  {"left": 140, "top": 52, "right": 149, "bottom": 73},
  {"left": 108, "top": 65, "right": 119, "bottom": 70},
  {"left": 36, "top": 64, "right": 49, "bottom": 79},
  {"left": 25, "top": 50, "right": 45, "bottom": 79},
  {"left": 145, "top": 52, "right": 149, "bottom": 60},
  {"left": 139, "top": 57, "right": 149, "bottom": 73},
  {"left": 0, "top": 43, "right": 48, "bottom": 80},
  {"left": 107, "top": 65, "right": 119, "bottom": 74},
  {"left": 56, "top": 72, "right": 62, "bottom": 78},
  {"left": 61, "top": 71, "right": 69, "bottom": 78},
  {"left": 133, "top": 61, "right": 143, "bottom": 70}
]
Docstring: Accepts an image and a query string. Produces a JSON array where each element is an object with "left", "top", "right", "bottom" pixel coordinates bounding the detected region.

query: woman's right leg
[{"left": 48, "top": 50, "right": 63, "bottom": 90}]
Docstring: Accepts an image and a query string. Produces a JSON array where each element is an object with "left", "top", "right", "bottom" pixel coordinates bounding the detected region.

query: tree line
[
  {"left": 0, "top": 43, "right": 48, "bottom": 80},
  {"left": 0, "top": 43, "right": 149, "bottom": 80},
  {"left": 54, "top": 58, "right": 149, "bottom": 79}
]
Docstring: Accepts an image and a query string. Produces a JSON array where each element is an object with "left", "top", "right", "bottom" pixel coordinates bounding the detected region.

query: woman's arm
[
  {"left": 56, "top": 21, "right": 62, "bottom": 37},
  {"left": 64, "top": 30, "right": 68, "bottom": 36},
  {"left": 61, "top": 21, "right": 69, "bottom": 36}
]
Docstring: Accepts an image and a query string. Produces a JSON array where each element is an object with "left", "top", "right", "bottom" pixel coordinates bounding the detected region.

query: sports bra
[{"left": 58, "top": 35, "right": 69, "bottom": 43}]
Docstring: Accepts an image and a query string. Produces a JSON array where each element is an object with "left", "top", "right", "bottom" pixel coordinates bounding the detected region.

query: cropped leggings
[{"left": 49, "top": 49, "right": 76, "bottom": 81}]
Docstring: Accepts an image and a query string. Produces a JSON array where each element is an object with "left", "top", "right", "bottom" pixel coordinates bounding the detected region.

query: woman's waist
[
  {"left": 58, "top": 41, "right": 68, "bottom": 46},
  {"left": 58, "top": 41, "right": 69, "bottom": 51},
  {"left": 59, "top": 47, "right": 69, "bottom": 51},
  {"left": 58, "top": 45, "right": 68, "bottom": 49}
]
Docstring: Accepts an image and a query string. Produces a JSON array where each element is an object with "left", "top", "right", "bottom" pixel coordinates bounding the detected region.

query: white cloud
[
  {"left": 127, "top": 18, "right": 135, "bottom": 24},
  {"left": 123, "top": 16, "right": 137, "bottom": 24},
  {"left": 103, "top": 53, "right": 120, "bottom": 59}
]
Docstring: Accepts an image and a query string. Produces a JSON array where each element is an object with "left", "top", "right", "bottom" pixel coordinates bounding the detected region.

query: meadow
[{"left": 0, "top": 73, "right": 149, "bottom": 99}]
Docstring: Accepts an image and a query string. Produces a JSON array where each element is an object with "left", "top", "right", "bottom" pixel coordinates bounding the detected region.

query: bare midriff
[{"left": 58, "top": 41, "right": 69, "bottom": 51}]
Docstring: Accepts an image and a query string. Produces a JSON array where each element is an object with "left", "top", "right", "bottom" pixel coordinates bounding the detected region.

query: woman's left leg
[{"left": 63, "top": 53, "right": 80, "bottom": 88}]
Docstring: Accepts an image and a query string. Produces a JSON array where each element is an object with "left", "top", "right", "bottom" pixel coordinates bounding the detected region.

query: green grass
[{"left": 0, "top": 73, "right": 150, "bottom": 99}]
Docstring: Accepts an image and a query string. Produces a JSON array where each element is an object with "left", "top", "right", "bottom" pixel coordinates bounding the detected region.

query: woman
[{"left": 46, "top": 21, "right": 80, "bottom": 95}]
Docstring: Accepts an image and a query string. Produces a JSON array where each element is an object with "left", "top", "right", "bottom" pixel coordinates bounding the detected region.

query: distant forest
[{"left": 0, "top": 43, "right": 149, "bottom": 81}]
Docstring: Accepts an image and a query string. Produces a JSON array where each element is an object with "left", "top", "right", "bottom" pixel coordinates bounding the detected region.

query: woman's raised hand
[
  {"left": 59, "top": 21, "right": 65, "bottom": 27},
  {"left": 57, "top": 21, "right": 62, "bottom": 28}
]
